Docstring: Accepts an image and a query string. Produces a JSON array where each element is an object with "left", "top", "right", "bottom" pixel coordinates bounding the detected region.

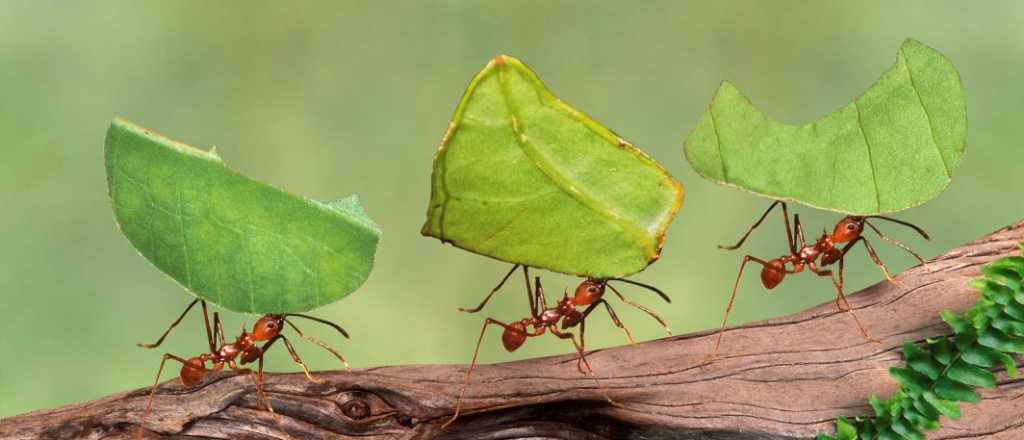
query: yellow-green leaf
[
  {"left": 106, "top": 119, "right": 380, "bottom": 313},
  {"left": 683, "top": 39, "right": 965, "bottom": 215},
  {"left": 422, "top": 56, "right": 684, "bottom": 278}
]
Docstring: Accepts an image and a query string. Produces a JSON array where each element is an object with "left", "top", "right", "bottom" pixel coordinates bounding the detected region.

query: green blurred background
[{"left": 2, "top": 1, "right": 1022, "bottom": 418}]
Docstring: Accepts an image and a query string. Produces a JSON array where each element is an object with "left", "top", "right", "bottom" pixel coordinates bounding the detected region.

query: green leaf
[
  {"left": 105, "top": 119, "right": 381, "bottom": 313},
  {"left": 992, "top": 316, "right": 1024, "bottom": 337},
  {"left": 903, "top": 342, "right": 941, "bottom": 380},
  {"left": 869, "top": 395, "right": 887, "bottom": 418},
  {"left": 683, "top": 39, "right": 965, "bottom": 215},
  {"left": 835, "top": 417, "right": 859, "bottom": 440},
  {"left": 933, "top": 377, "right": 981, "bottom": 403},
  {"left": 902, "top": 407, "right": 940, "bottom": 431},
  {"left": 961, "top": 345, "right": 1001, "bottom": 368},
  {"left": 941, "top": 310, "right": 969, "bottom": 334},
  {"left": 1005, "top": 302, "right": 1024, "bottom": 321},
  {"left": 988, "top": 256, "right": 1024, "bottom": 277},
  {"left": 978, "top": 328, "right": 1024, "bottom": 353},
  {"left": 911, "top": 396, "right": 940, "bottom": 419},
  {"left": 947, "top": 360, "right": 997, "bottom": 388},
  {"left": 422, "top": 55, "right": 684, "bottom": 278},
  {"left": 877, "top": 427, "right": 900, "bottom": 440},
  {"left": 982, "top": 266, "right": 1022, "bottom": 291},
  {"left": 928, "top": 338, "right": 955, "bottom": 365},
  {"left": 890, "top": 367, "right": 930, "bottom": 395},
  {"left": 922, "top": 392, "right": 961, "bottom": 420},
  {"left": 891, "top": 418, "right": 925, "bottom": 440}
]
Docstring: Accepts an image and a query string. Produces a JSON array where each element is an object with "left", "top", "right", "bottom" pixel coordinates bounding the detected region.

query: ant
[
  {"left": 137, "top": 299, "right": 350, "bottom": 422},
  {"left": 706, "top": 200, "right": 929, "bottom": 361},
  {"left": 444, "top": 264, "right": 671, "bottom": 428}
]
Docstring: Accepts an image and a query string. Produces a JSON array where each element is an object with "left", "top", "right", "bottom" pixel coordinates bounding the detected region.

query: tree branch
[{"left": 3, "top": 220, "right": 1023, "bottom": 440}]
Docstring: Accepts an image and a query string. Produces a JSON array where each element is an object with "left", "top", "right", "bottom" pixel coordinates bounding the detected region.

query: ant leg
[
  {"left": 576, "top": 319, "right": 587, "bottom": 374},
  {"left": 458, "top": 264, "right": 521, "bottom": 313},
  {"left": 443, "top": 318, "right": 522, "bottom": 430},
  {"left": 840, "top": 236, "right": 898, "bottom": 284},
  {"left": 142, "top": 354, "right": 194, "bottom": 422},
  {"left": 213, "top": 311, "right": 226, "bottom": 348},
  {"left": 138, "top": 299, "right": 212, "bottom": 350},
  {"left": 705, "top": 255, "right": 775, "bottom": 363},
  {"left": 534, "top": 276, "right": 549, "bottom": 318},
  {"left": 720, "top": 201, "right": 795, "bottom": 253},
  {"left": 549, "top": 327, "right": 621, "bottom": 408},
  {"left": 606, "top": 284, "right": 671, "bottom": 335},
  {"left": 848, "top": 235, "right": 900, "bottom": 284},
  {"left": 253, "top": 354, "right": 273, "bottom": 412},
  {"left": 284, "top": 319, "right": 351, "bottom": 370},
  {"left": 793, "top": 213, "right": 806, "bottom": 249},
  {"left": 579, "top": 299, "right": 635, "bottom": 345},
  {"left": 263, "top": 335, "right": 321, "bottom": 384},
  {"left": 808, "top": 262, "right": 880, "bottom": 343}
]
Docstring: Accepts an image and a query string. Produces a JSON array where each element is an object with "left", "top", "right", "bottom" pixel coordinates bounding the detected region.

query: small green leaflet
[
  {"left": 422, "top": 55, "right": 684, "bottom": 279},
  {"left": 105, "top": 119, "right": 380, "bottom": 314},
  {"left": 684, "top": 39, "right": 966, "bottom": 215}
]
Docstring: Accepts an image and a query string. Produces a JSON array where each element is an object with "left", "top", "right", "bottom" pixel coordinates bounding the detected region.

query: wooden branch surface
[{"left": 3, "top": 220, "right": 1023, "bottom": 440}]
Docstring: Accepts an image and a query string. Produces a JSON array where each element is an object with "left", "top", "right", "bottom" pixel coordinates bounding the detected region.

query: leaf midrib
[{"left": 492, "top": 61, "right": 651, "bottom": 252}]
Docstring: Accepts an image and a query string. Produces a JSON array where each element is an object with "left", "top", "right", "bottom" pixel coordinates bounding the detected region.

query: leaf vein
[
  {"left": 853, "top": 101, "right": 882, "bottom": 212},
  {"left": 494, "top": 63, "right": 648, "bottom": 249},
  {"left": 901, "top": 49, "right": 951, "bottom": 178}
]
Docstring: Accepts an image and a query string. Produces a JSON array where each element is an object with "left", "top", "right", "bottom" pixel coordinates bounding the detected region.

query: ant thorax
[{"left": 539, "top": 307, "right": 563, "bottom": 325}]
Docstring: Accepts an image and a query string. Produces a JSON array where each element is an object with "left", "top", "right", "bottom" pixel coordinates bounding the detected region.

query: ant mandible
[
  {"left": 706, "top": 200, "right": 929, "bottom": 361},
  {"left": 137, "top": 299, "right": 350, "bottom": 421},
  {"left": 444, "top": 264, "right": 672, "bottom": 428}
]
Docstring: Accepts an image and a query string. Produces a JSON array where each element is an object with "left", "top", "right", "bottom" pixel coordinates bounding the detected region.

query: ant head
[
  {"left": 573, "top": 279, "right": 606, "bottom": 306},
  {"left": 252, "top": 315, "right": 285, "bottom": 341},
  {"left": 832, "top": 216, "right": 865, "bottom": 243}
]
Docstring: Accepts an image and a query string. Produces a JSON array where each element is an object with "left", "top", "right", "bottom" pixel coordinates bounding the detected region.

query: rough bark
[{"left": 3, "top": 220, "right": 1023, "bottom": 440}]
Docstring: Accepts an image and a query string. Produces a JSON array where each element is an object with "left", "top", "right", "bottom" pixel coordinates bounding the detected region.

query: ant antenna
[
  {"left": 863, "top": 221, "right": 927, "bottom": 263},
  {"left": 283, "top": 319, "right": 351, "bottom": 370},
  {"left": 283, "top": 314, "right": 351, "bottom": 339},
  {"left": 608, "top": 278, "right": 671, "bottom": 303},
  {"left": 865, "top": 215, "right": 930, "bottom": 240},
  {"left": 605, "top": 283, "right": 672, "bottom": 335}
]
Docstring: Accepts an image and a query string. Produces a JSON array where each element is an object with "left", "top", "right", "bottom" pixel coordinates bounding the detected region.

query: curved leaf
[
  {"left": 105, "top": 119, "right": 380, "bottom": 313},
  {"left": 422, "top": 55, "right": 684, "bottom": 278},
  {"left": 684, "top": 39, "right": 965, "bottom": 214}
]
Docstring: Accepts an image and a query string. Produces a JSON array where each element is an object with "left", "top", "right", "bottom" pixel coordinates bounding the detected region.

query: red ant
[
  {"left": 137, "top": 299, "right": 350, "bottom": 422},
  {"left": 706, "top": 201, "right": 929, "bottom": 361},
  {"left": 444, "top": 264, "right": 671, "bottom": 428}
]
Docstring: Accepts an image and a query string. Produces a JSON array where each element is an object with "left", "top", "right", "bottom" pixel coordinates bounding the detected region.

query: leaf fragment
[
  {"left": 683, "top": 39, "right": 965, "bottom": 214},
  {"left": 422, "top": 55, "right": 684, "bottom": 278},
  {"left": 106, "top": 119, "right": 380, "bottom": 313}
]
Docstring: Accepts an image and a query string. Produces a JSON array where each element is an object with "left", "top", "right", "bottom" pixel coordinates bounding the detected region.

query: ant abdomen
[
  {"left": 760, "top": 261, "right": 785, "bottom": 289},
  {"left": 180, "top": 357, "right": 206, "bottom": 387},
  {"left": 502, "top": 322, "right": 528, "bottom": 352}
]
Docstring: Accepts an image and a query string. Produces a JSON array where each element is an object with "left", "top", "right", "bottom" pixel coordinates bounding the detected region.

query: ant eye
[
  {"left": 587, "top": 287, "right": 597, "bottom": 293},
  {"left": 846, "top": 223, "right": 856, "bottom": 230}
]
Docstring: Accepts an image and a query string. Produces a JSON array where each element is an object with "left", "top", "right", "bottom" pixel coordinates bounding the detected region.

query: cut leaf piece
[
  {"left": 106, "top": 119, "right": 381, "bottom": 314},
  {"left": 422, "top": 55, "right": 684, "bottom": 278},
  {"left": 684, "top": 39, "right": 965, "bottom": 214}
]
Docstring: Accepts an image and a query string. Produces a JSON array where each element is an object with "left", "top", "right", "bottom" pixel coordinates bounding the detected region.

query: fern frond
[{"left": 817, "top": 244, "right": 1024, "bottom": 440}]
